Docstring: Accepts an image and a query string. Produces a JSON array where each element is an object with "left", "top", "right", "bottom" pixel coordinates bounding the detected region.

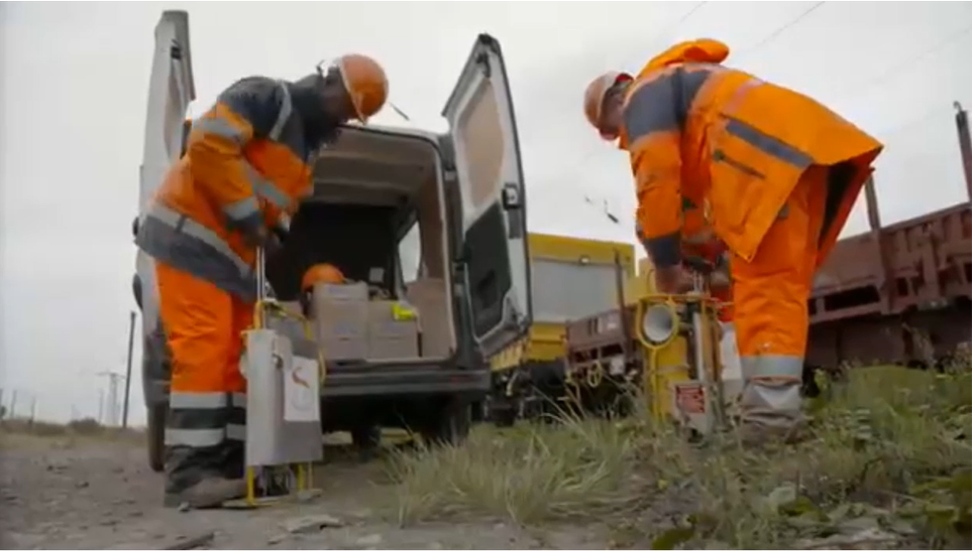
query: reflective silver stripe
[
  {"left": 724, "top": 119, "right": 813, "bottom": 169},
  {"left": 226, "top": 423, "right": 246, "bottom": 441},
  {"left": 165, "top": 427, "right": 225, "bottom": 448},
  {"left": 231, "top": 393, "right": 247, "bottom": 408},
  {"left": 717, "top": 76, "right": 812, "bottom": 169},
  {"left": 223, "top": 195, "right": 260, "bottom": 221},
  {"left": 741, "top": 355, "right": 803, "bottom": 381},
  {"left": 244, "top": 162, "right": 291, "bottom": 211},
  {"left": 146, "top": 204, "right": 252, "bottom": 276},
  {"left": 169, "top": 391, "right": 227, "bottom": 410},
  {"left": 268, "top": 81, "right": 292, "bottom": 141},
  {"left": 192, "top": 117, "right": 246, "bottom": 145}
]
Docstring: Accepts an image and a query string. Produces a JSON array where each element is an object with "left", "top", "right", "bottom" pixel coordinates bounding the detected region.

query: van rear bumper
[{"left": 320, "top": 366, "right": 490, "bottom": 398}]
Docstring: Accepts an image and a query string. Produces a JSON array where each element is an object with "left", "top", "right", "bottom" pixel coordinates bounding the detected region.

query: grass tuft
[{"left": 389, "top": 363, "right": 972, "bottom": 549}]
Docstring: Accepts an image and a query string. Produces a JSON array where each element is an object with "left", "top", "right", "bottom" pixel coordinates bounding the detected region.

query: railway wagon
[
  {"left": 807, "top": 103, "right": 972, "bottom": 368},
  {"left": 486, "top": 233, "right": 635, "bottom": 426}
]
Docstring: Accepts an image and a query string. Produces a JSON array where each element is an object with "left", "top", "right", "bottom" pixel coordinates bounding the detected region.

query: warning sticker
[{"left": 675, "top": 384, "right": 706, "bottom": 415}]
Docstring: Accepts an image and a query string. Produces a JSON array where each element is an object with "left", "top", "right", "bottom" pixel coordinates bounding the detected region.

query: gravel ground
[{"left": 0, "top": 433, "right": 611, "bottom": 550}]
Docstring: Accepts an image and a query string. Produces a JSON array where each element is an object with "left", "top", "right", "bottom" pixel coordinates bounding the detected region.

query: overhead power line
[
  {"left": 732, "top": 2, "right": 826, "bottom": 62},
  {"left": 832, "top": 22, "right": 972, "bottom": 107},
  {"left": 541, "top": 1, "right": 711, "bottom": 223}
]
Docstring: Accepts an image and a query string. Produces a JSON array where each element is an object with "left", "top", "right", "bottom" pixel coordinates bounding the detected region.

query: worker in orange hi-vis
[
  {"left": 134, "top": 55, "right": 389, "bottom": 508},
  {"left": 585, "top": 39, "right": 883, "bottom": 444}
]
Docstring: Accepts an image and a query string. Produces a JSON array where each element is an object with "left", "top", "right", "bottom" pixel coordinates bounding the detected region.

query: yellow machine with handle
[{"left": 632, "top": 256, "right": 729, "bottom": 435}]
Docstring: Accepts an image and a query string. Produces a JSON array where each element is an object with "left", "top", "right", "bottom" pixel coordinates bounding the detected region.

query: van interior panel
[{"left": 265, "top": 127, "right": 455, "bottom": 361}]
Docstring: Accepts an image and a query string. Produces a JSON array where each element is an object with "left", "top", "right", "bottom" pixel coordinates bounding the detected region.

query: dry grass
[
  {"left": 388, "top": 364, "right": 972, "bottom": 549},
  {"left": 0, "top": 417, "right": 144, "bottom": 447}
]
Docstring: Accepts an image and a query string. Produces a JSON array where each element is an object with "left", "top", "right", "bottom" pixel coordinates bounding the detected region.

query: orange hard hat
[
  {"left": 583, "top": 71, "right": 633, "bottom": 140},
  {"left": 335, "top": 54, "right": 388, "bottom": 123},
  {"left": 301, "top": 263, "right": 346, "bottom": 291}
]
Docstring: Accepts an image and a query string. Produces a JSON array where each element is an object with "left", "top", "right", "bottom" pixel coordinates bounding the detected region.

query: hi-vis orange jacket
[
  {"left": 136, "top": 76, "right": 325, "bottom": 301},
  {"left": 620, "top": 40, "right": 883, "bottom": 270}
]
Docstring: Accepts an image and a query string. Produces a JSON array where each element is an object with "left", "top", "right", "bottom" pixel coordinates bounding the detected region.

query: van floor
[{"left": 0, "top": 429, "right": 620, "bottom": 550}]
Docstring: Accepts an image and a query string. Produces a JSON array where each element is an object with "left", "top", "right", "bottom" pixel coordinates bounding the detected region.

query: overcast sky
[{"left": 1, "top": 1, "right": 970, "bottom": 424}]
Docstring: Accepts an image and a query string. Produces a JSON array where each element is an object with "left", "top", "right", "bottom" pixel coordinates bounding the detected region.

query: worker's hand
[
  {"left": 264, "top": 230, "right": 284, "bottom": 257},
  {"left": 655, "top": 265, "right": 694, "bottom": 294},
  {"left": 271, "top": 223, "right": 289, "bottom": 245},
  {"left": 710, "top": 268, "right": 732, "bottom": 293},
  {"left": 242, "top": 224, "right": 269, "bottom": 249}
]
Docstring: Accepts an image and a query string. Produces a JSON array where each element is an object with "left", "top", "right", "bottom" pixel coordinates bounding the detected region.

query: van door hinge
[{"left": 476, "top": 52, "right": 491, "bottom": 78}]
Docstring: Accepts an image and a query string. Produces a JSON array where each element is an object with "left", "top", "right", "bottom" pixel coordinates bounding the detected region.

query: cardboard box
[
  {"left": 405, "top": 279, "right": 452, "bottom": 358},
  {"left": 311, "top": 282, "right": 368, "bottom": 361},
  {"left": 367, "top": 300, "right": 419, "bottom": 360}
]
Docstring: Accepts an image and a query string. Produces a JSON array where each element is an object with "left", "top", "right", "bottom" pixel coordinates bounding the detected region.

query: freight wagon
[
  {"left": 485, "top": 233, "right": 635, "bottom": 426},
  {"left": 807, "top": 103, "right": 972, "bottom": 368}
]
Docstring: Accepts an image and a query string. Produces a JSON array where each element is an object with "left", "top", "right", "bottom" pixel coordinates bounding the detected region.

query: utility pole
[
  {"left": 10, "top": 390, "right": 17, "bottom": 419},
  {"left": 98, "top": 389, "right": 104, "bottom": 424},
  {"left": 954, "top": 102, "right": 972, "bottom": 203},
  {"left": 122, "top": 310, "right": 136, "bottom": 428}
]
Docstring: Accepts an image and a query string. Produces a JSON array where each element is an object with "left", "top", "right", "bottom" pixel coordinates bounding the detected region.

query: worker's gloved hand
[
  {"left": 242, "top": 224, "right": 270, "bottom": 249},
  {"left": 271, "top": 223, "right": 289, "bottom": 245},
  {"left": 268, "top": 228, "right": 285, "bottom": 253},
  {"left": 655, "top": 265, "right": 694, "bottom": 294},
  {"left": 710, "top": 269, "right": 731, "bottom": 293}
]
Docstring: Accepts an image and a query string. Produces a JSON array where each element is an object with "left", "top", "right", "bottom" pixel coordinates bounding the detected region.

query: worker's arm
[
  {"left": 623, "top": 73, "right": 685, "bottom": 270},
  {"left": 186, "top": 76, "right": 283, "bottom": 244}
]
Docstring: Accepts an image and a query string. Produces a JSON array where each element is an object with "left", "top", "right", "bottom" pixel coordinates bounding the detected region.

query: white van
[{"left": 132, "top": 10, "right": 533, "bottom": 470}]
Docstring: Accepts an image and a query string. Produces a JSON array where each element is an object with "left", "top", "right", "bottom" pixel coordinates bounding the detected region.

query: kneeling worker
[
  {"left": 584, "top": 38, "right": 883, "bottom": 444},
  {"left": 135, "top": 56, "right": 389, "bottom": 507}
]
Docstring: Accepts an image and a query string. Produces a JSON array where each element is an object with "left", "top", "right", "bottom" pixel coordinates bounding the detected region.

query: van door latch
[{"left": 502, "top": 183, "right": 521, "bottom": 210}]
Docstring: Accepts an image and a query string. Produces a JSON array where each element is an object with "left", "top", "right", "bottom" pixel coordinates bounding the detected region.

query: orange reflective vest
[
  {"left": 136, "top": 76, "right": 322, "bottom": 301},
  {"left": 621, "top": 54, "right": 883, "bottom": 271}
]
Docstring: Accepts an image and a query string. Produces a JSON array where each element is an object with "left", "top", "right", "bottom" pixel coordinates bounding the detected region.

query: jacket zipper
[{"left": 712, "top": 149, "right": 766, "bottom": 180}]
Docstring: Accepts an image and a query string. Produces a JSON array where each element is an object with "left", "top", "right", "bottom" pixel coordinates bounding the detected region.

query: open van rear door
[
  {"left": 442, "top": 34, "right": 532, "bottom": 359},
  {"left": 136, "top": 10, "right": 195, "bottom": 405},
  {"left": 140, "top": 10, "right": 195, "bottom": 214}
]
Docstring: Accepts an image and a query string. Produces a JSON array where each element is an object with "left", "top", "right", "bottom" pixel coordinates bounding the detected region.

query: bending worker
[
  {"left": 584, "top": 39, "right": 883, "bottom": 443},
  {"left": 135, "top": 55, "right": 389, "bottom": 507}
]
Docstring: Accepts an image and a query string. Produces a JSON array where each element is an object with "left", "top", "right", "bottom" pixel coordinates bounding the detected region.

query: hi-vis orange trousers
[
  {"left": 729, "top": 165, "right": 829, "bottom": 432},
  {"left": 155, "top": 261, "right": 252, "bottom": 493}
]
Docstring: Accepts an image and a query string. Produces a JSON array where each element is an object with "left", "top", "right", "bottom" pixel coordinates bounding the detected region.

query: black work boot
[
  {"left": 163, "top": 477, "right": 247, "bottom": 509},
  {"left": 164, "top": 443, "right": 245, "bottom": 509}
]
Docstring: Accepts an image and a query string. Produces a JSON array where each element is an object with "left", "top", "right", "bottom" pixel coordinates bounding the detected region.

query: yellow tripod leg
[{"left": 246, "top": 466, "right": 256, "bottom": 506}]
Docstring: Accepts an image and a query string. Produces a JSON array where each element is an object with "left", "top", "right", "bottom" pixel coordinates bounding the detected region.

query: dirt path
[{"left": 0, "top": 434, "right": 609, "bottom": 550}]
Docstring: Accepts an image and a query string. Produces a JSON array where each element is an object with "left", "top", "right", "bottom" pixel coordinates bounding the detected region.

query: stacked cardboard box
[
  {"left": 310, "top": 282, "right": 368, "bottom": 361},
  {"left": 367, "top": 300, "right": 419, "bottom": 360},
  {"left": 406, "top": 278, "right": 452, "bottom": 358}
]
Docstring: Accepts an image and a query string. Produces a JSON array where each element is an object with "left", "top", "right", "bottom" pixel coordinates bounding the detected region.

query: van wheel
[
  {"left": 420, "top": 398, "right": 471, "bottom": 446},
  {"left": 350, "top": 424, "right": 381, "bottom": 460},
  {"left": 491, "top": 406, "right": 517, "bottom": 428},
  {"left": 146, "top": 403, "right": 166, "bottom": 473}
]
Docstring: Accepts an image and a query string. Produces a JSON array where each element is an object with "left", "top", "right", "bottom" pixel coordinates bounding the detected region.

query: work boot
[{"left": 164, "top": 476, "right": 247, "bottom": 509}]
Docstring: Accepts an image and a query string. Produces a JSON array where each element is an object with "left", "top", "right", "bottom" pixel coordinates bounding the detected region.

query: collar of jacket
[{"left": 289, "top": 74, "right": 342, "bottom": 150}]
